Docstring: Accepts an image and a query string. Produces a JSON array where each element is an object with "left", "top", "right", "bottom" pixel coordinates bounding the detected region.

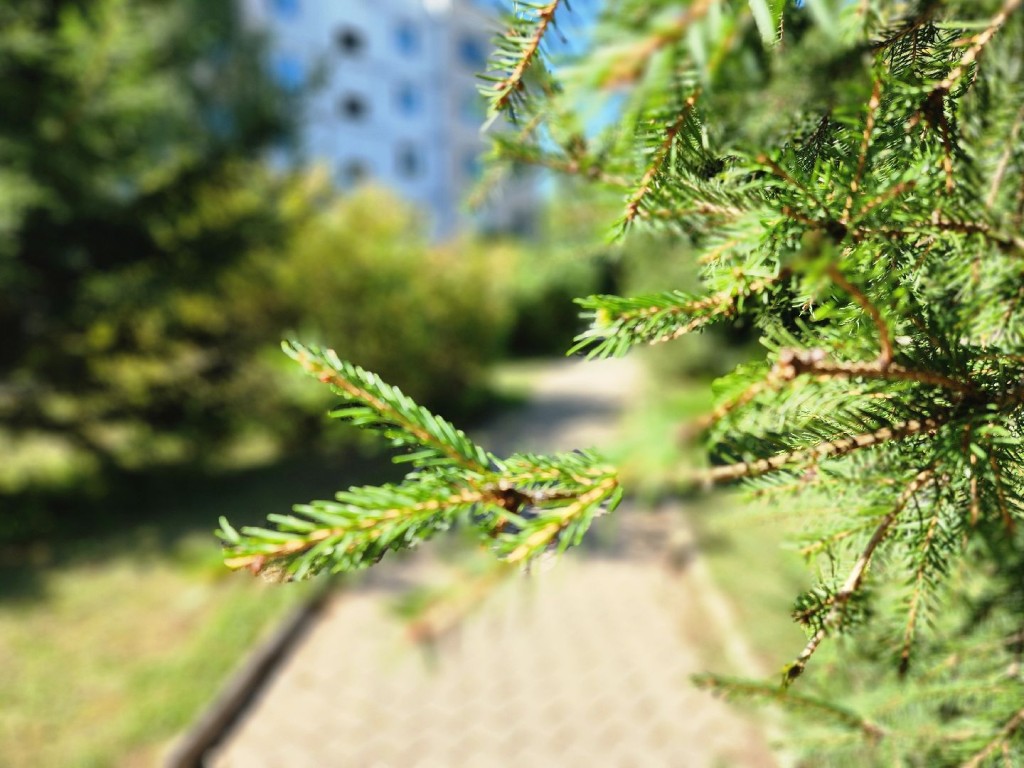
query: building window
[
  {"left": 341, "top": 159, "right": 369, "bottom": 186},
  {"left": 336, "top": 26, "right": 365, "bottom": 55},
  {"left": 269, "top": 0, "right": 300, "bottom": 19},
  {"left": 339, "top": 94, "right": 369, "bottom": 120},
  {"left": 457, "top": 36, "right": 487, "bottom": 70},
  {"left": 270, "top": 54, "right": 305, "bottom": 90},
  {"left": 509, "top": 210, "right": 534, "bottom": 237},
  {"left": 395, "top": 21, "right": 419, "bottom": 55},
  {"left": 397, "top": 145, "right": 421, "bottom": 178},
  {"left": 396, "top": 83, "right": 420, "bottom": 115}
]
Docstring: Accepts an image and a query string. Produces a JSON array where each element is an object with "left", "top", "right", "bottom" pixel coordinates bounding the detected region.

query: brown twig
[
  {"left": 965, "top": 425, "right": 981, "bottom": 526},
  {"left": 758, "top": 154, "right": 830, "bottom": 216},
  {"left": 639, "top": 201, "right": 746, "bottom": 222},
  {"left": 988, "top": 453, "right": 1016, "bottom": 533},
  {"left": 987, "top": 103, "right": 1024, "bottom": 208},
  {"left": 843, "top": 79, "right": 883, "bottom": 225},
  {"left": 962, "top": 707, "right": 1024, "bottom": 768},
  {"left": 694, "top": 417, "right": 946, "bottom": 485},
  {"left": 624, "top": 88, "right": 702, "bottom": 224},
  {"left": 496, "top": 146, "right": 631, "bottom": 187},
  {"left": 682, "top": 347, "right": 971, "bottom": 440},
  {"left": 787, "top": 469, "right": 935, "bottom": 681},
  {"left": 935, "top": 0, "right": 1022, "bottom": 95},
  {"left": 827, "top": 264, "right": 893, "bottom": 366},
  {"left": 493, "top": 1, "right": 562, "bottom": 112},
  {"left": 859, "top": 220, "right": 1024, "bottom": 255},
  {"left": 853, "top": 179, "right": 916, "bottom": 221},
  {"left": 601, "top": 0, "right": 715, "bottom": 86}
]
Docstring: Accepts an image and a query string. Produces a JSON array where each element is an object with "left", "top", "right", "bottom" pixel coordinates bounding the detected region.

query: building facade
[{"left": 241, "top": 0, "right": 532, "bottom": 237}]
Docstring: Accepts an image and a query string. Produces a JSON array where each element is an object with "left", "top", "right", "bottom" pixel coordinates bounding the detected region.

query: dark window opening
[
  {"left": 396, "top": 21, "right": 419, "bottom": 55},
  {"left": 457, "top": 36, "right": 487, "bottom": 70},
  {"left": 463, "top": 151, "right": 481, "bottom": 179},
  {"left": 270, "top": 0, "right": 300, "bottom": 20},
  {"left": 397, "top": 145, "right": 421, "bottom": 178},
  {"left": 509, "top": 210, "right": 534, "bottom": 237},
  {"left": 341, "top": 160, "right": 369, "bottom": 185},
  {"left": 336, "top": 26, "right": 365, "bottom": 55},
  {"left": 270, "top": 54, "right": 305, "bottom": 90},
  {"left": 460, "top": 92, "right": 485, "bottom": 124},
  {"left": 339, "top": 94, "right": 369, "bottom": 120},
  {"left": 396, "top": 83, "right": 420, "bottom": 114}
]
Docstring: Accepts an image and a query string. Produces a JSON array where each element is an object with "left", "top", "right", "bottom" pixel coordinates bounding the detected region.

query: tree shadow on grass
[{"left": 0, "top": 449, "right": 404, "bottom": 604}]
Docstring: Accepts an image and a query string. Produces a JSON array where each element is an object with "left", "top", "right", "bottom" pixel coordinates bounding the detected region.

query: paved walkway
[{"left": 206, "top": 358, "right": 776, "bottom": 767}]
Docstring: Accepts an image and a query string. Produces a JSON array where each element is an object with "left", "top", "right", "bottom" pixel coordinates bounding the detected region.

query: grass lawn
[
  {"left": 0, "top": 454, "right": 398, "bottom": 768},
  {"left": 0, "top": 361, "right": 538, "bottom": 767}
]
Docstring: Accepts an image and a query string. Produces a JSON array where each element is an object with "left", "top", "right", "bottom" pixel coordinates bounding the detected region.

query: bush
[{"left": 237, "top": 184, "right": 517, "bottom": 412}]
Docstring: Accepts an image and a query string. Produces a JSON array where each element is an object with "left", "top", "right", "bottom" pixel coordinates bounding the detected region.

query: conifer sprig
[
  {"left": 283, "top": 340, "right": 495, "bottom": 474},
  {"left": 480, "top": 0, "right": 563, "bottom": 118},
  {"left": 219, "top": 344, "right": 620, "bottom": 579},
  {"left": 785, "top": 469, "right": 936, "bottom": 681},
  {"left": 692, "top": 674, "right": 884, "bottom": 741}
]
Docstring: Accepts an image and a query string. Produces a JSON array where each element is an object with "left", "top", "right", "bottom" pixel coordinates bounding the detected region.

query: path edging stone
[{"left": 163, "top": 577, "right": 335, "bottom": 768}]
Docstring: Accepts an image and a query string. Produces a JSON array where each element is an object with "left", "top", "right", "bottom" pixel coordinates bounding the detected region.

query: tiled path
[{"left": 206, "top": 359, "right": 776, "bottom": 767}]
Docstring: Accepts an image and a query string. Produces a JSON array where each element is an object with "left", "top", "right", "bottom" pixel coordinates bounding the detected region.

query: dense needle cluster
[{"left": 222, "top": 1, "right": 1024, "bottom": 763}]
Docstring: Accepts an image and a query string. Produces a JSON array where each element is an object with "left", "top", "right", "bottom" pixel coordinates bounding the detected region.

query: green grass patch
[
  {"left": 0, "top": 549, "right": 313, "bottom": 767},
  {"left": 0, "top": 452, "right": 399, "bottom": 767}
]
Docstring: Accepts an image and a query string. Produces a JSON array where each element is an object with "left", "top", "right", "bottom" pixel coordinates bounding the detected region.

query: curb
[{"left": 163, "top": 578, "right": 336, "bottom": 768}]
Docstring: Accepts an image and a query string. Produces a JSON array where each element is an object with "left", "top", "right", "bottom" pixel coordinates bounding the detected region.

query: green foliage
[
  {"left": 232, "top": 0, "right": 1024, "bottom": 763},
  {"left": 220, "top": 343, "right": 621, "bottom": 578},
  {"left": 0, "top": 0, "right": 294, "bottom": 486},
  {"left": 0, "top": 0, "right": 520, "bottom": 543},
  {"left": 231, "top": 185, "right": 517, "bottom": 410}
]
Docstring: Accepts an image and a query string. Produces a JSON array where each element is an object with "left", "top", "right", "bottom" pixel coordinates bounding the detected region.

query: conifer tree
[{"left": 221, "top": 1, "right": 1024, "bottom": 763}]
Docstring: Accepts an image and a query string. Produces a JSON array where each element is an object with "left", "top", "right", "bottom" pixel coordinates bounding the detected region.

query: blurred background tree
[
  {"left": 0, "top": 3, "right": 616, "bottom": 763},
  {"left": 0, "top": 0, "right": 558, "bottom": 543},
  {"left": 0, "top": 0, "right": 295, "bottom": 514}
]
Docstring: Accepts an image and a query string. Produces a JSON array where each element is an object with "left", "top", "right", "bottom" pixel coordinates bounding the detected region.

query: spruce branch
[
  {"left": 635, "top": 201, "right": 746, "bottom": 224},
  {"left": 898, "top": 503, "right": 945, "bottom": 676},
  {"left": 572, "top": 271, "right": 782, "bottom": 358},
  {"left": 482, "top": 0, "right": 563, "bottom": 117},
  {"left": 283, "top": 341, "right": 495, "bottom": 474},
  {"left": 599, "top": 0, "right": 715, "bottom": 87},
  {"left": 934, "top": 0, "right": 1022, "bottom": 96},
  {"left": 841, "top": 78, "right": 884, "bottom": 226},
  {"left": 694, "top": 673, "right": 885, "bottom": 742},
  {"left": 786, "top": 469, "right": 936, "bottom": 682},
  {"left": 684, "top": 347, "right": 970, "bottom": 441},
  {"left": 962, "top": 707, "right": 1024, "bottom": 768},
  {"left": 622, "top": 87, "right": 703, "bottom": 227},
  {"left": 490, "top": 137, "right": 631, "bottom": 187},
  {"left": 219, "top": 345, "right": 621, "bottom": 579},
  {"left": 218, "top": 3, "right": 1024, "bottom": 758},
  {"left": 694, "top": 419, "right": 946, "bottom": 486},
  {"left": 986, "top": 103, "right": 1024, "bottom": 208},
  {"left": 825, "top": 263, "right": 894, "bottom": 367}
]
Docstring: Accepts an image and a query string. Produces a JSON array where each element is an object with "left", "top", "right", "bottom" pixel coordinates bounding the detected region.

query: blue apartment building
[{"left": 241, "top": 0, "right": 533, "bottom": 237}]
